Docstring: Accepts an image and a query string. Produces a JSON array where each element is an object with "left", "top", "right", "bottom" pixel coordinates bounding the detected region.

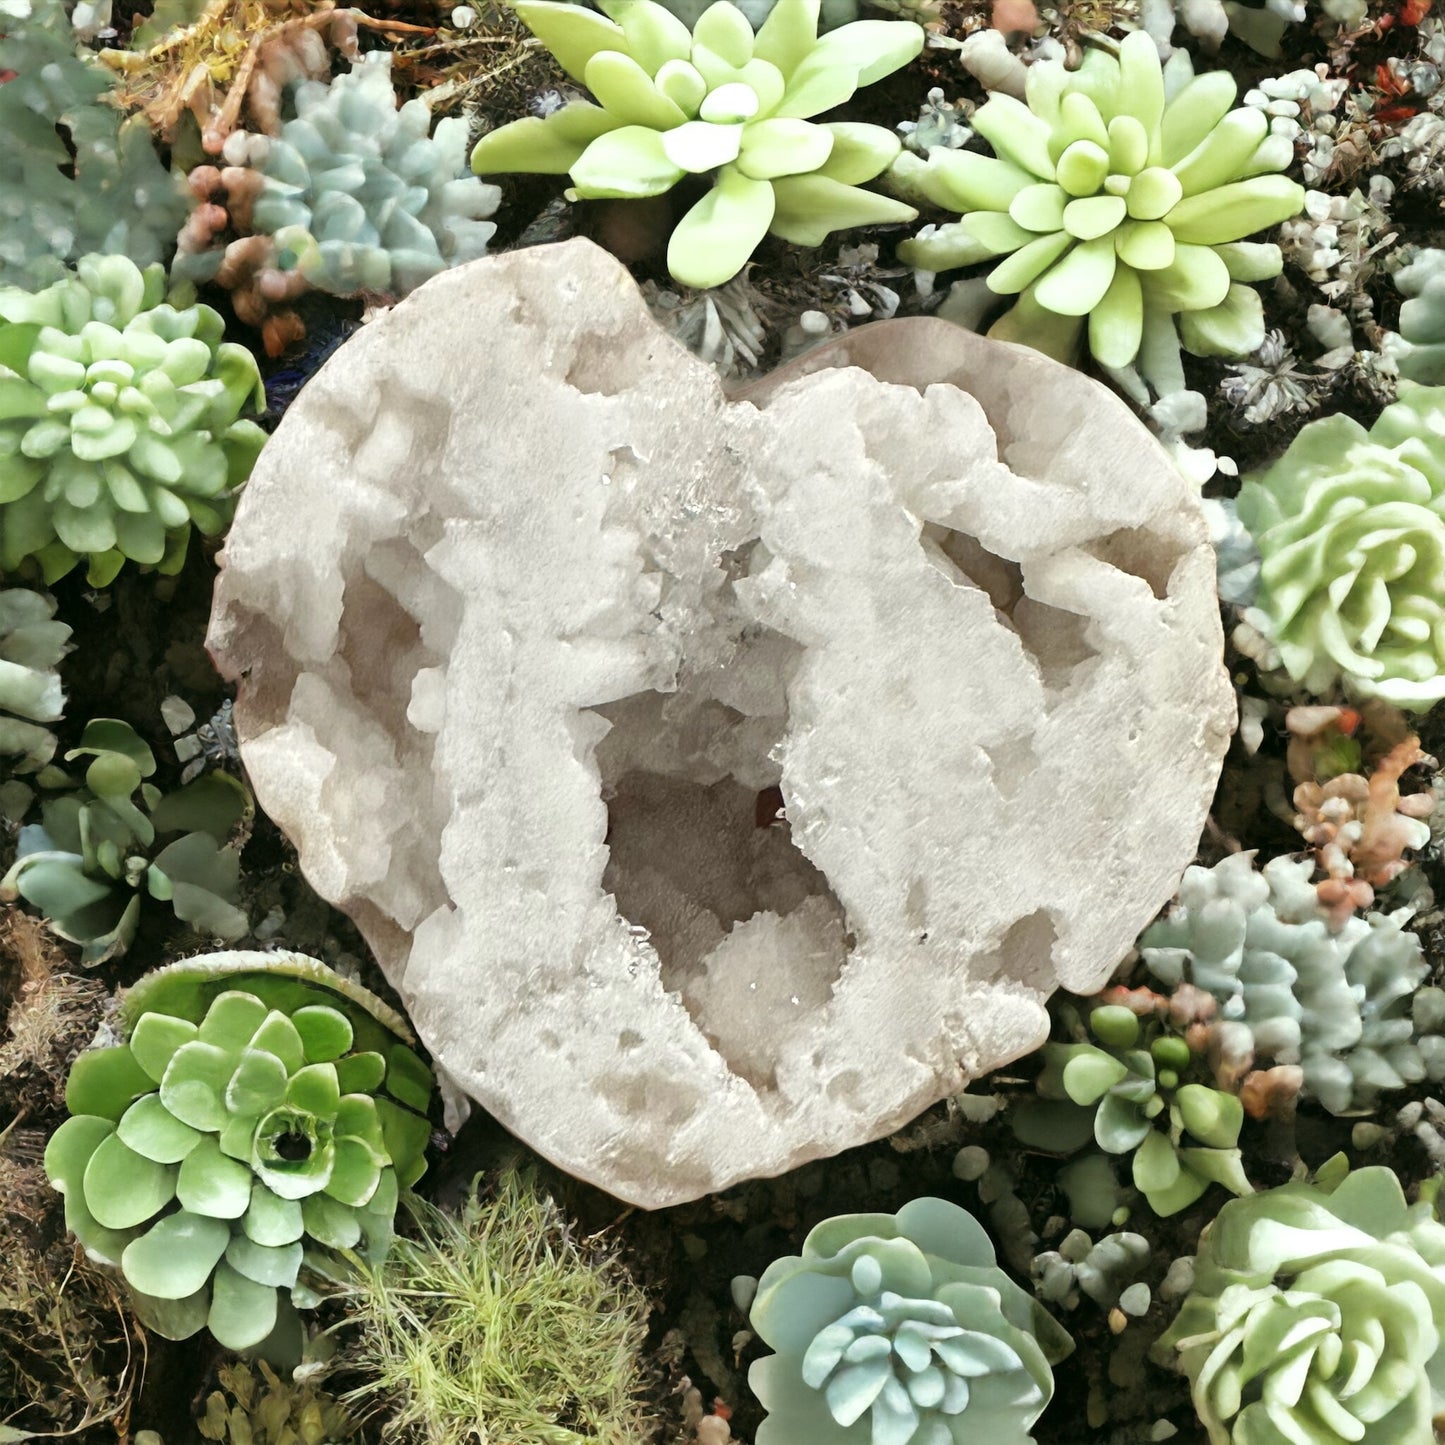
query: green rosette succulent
[
  {"left": 1153, "top": 1162, "right": 1445, "bottom": 1444},
  {"left": 747, "top": 1196, "right": 1073, "bottom": 1445},
  {"left": 0, "top": 718, "right": 250, "bottom": 964},
  {"left": 470, "top": 0, "right": 923, "bottom": 289},
  {"left": 893, "top": 31, "right": 1304, "bottom": 390},
  {"left": 1236, "top": 386, "right": 1445, "bottom": 710},
  {"left": 0, "top": 254, "right": 267, "bottom": 586},
  {"left": 0, "top": 587, "right": 70, "bottom": 815},
  {"left": 43, "top": 952, "right": 434, "bottom": 1354}
]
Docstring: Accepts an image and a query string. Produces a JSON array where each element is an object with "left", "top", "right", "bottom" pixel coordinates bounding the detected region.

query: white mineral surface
[{"left": 208, "top": 239, "right": 1234, "bottom": 1207}]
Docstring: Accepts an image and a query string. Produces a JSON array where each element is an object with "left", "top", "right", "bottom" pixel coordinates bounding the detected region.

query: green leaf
[
  {"left": 207, "top": 1260, "right": 279, "bottom": 1350},
  {"left": 128, "top": 1012, "right": 200, "bottom": 1085},
  {"left": 768, "top": 175, "right": 916, "bottom": 247},
  {"left": 249, "top": 1012, "right": 306, "bottom": 1075},
  {"left": 302, "top": 1190, "right": 362, "bottom": 1250},
  {"left": 83, "top": 1132, "right": 178, "bottom": 1228},
  {"left": 286, "top": 1062, "right": 340, "bottom": 1119},
  {"left": 44, "top": 1114, "right": 114, "bottom": 1195},
  {"left": 385, "top": 1045, "right": 434, "bottom": 1115},
  {"left": 225, "top": 1234, "right": 303, "bottom": 1289},
  {"left": 65, "top": 1045, "right": 155, "bottom": 1121},
  {"left": 199, "top": 990, "right": 269, "bottom": 1050},
  {"left": 225, "top": 1046, "right": 290, "bottom": 1118},
  {"left": 243, "top": 1183, "right": 305, "bottom": 1247},
  {"left": 160, "top": 1039, "right": 233, "bottom": 1132},
  {"left": 1131, "top": 1129, "right": 1181, "bottom": 1194},
  {"left": 667, "top": 166, "right": 775, "bottom": 288},
  {"left": 1178, "top": 282, "right": 1265, "bottom": 357},
  {"left": 122, "top": 1209, "right": 230, "bottom": 1298},
  {"left": 128, "top": 1285, "right": 210, "bottom": 1341},
  {"left": 335, "top": 1051, "right": 386, "bottom": 1095},
  {"left": 583, "top": 49, "right": 686, "bottom": 129},
  {"left": 177, "top": 1136, "right": 255, "bottom": 1218},
  {"left": 753, "top": 0, "right": 821, "bottom": 78},
  {"left": 1164, "top": 176, "right": 1305, "bottom": 246},
  {"left": 1061, "top": 1047, "right": 1129, "bottom": 1106},
  {"left": 325, "top": 1136, "right": 382, "bottom": 1207},
  {"left": 570, "top": 125, "right": 687, "bottom": 198},
  {"left": 117, "top": 1093, "right": 205, "bottom": 1163},
  {"left": 471, "top": 105, "right": 624, "bottom": 176},
  {"left": 292, "top": 1005, "right": 353, "bottom": 1063},
  {"left": 1175, "top": 1083, "right": 1243, "bottom": 1149}
]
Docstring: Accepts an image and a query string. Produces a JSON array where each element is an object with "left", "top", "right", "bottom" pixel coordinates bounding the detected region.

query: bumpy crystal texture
[
  {"left": 894, "top": 31, "right": 1304, "bottom": 392},
  {"left": 1235, "top": 386, "right": 1445, "bottom": 709},
  {"left": 1154, "top": 1165, "right": 1445, "bottom": 1445},
  {"left": 43, "top": 953, "right": 433, "bottom": 1352},
  {"left": 749, "top": 1198, "right": 1072, "bottom": 1445},
  {"left": 0, "top": 255, "right": 266, "bottom": 586}
]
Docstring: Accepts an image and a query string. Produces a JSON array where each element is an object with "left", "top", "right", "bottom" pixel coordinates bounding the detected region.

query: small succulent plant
[
  {"left": 893, "top": 32, "right": 1304, "bottom": 393},
  {"left": 0, "top": 0, "right": 188, "bottom": 290},
  {"left": 1235, "top": 386, "right": 1445, "bottom": 710},
  {"left": 178, "top": 55, "right": 499, "bottom": 312},
  {"left": 747, "top": 1196, "right": 1073, "bottom": 1445},
  {"left": 0, "top": 588, "right": 70, "bottom": 818},
  {"left": 0, "top": 718, "right": 251, "bottom": 963},
  {"left": 1154, "top": 1162, "right": 1445, "bottom": 1444},
  {"left": 1030, "top": 1229, "right": 1150, "bottom": 1312},
  {"left": 1142, "top": 851, "right": 1445, "bottom": 1115},
  {"left": 43, "top": 952, "right": 433, "bottom": 1353},
  {"left": 1021, "top": 1004, "right": 1251, "bottom": 1216},
  {"left": 1389, "top": 248, "right": 1445, "bottom": 386},
  {"left": 196, "top": 1359, "right": 356, "bottom": 1445},
  {"left": 0, "top": 255, "right": 267, "bottom": 586},
  {"left": 470, "top": 0, "right": 924, "bottom": 290}
]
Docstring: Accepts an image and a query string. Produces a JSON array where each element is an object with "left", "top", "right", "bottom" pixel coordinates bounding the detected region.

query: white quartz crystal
[{"left": 208, "top": 239, "right": 1234, "bottom": 1207}]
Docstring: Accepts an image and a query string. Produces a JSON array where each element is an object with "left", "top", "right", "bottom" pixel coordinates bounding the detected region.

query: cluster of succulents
[
  {"left": 0, "top": 255, "right": 266, "bottom": 586},
  {"left": 0, "top": 718, "right": 251, "bottom": 963},
  {"left": 1234, "top": 387, "right": 1445, "bottom": 709},
  {"left": 0, "top": 0, "right": 188, "bottom": 291},
  {"left": 0, "top": 587, "right": 70, "bottom": 819},
  {"left": 1142, "top": 851, "right": 1445, "bottom": 1116},
  {"left": 892, "top": 32, "right": 1305, "bottom": 394},
  {"left": 43, "top": 953, "right": 433, "bottom": 1353},
  {"left": 1154, "top": 1162, "right": 1445, "bottom": 1443},
  {"left": 1017, "top": 1003, "right": 1251, "bottom": 1216},
  {"left": 1030, "top": 1229, "right": 1151, "bottom": 1312},
  {"left": 471, "top": 0, "right": 924, "bottom": 290},
  {"left": 176, "top": 55, "right": 500, "bottom": 348},
  {"left": 746, "top": 1197, "right": 1074, "bottom": 1443}
]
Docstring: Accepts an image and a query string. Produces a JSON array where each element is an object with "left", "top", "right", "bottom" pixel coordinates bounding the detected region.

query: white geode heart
[{"left": 208, "top": 239, "right": 1233, "bottom": 1208}]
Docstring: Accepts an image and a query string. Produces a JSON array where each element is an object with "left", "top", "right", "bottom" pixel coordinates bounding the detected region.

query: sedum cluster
[
  {"left": 1388, "top": 247, "right": 1445, "bottom": 386},
  {"left": 1154, "top": 1162, "right": 1445, "bottom": 1444},
  {"left": 188, "top": 57, "right": 500, "bottom": 301},
  {"left": 1026, "top": 1004, "right": 1250, "bottom": 1216},
  {"left": 1235, "top": 386, "right": 1445, "bottom": 710},
  {"left": 1142, "top": 851, "right": 1445, "bottom": 1115},
  {"left": 0, "top": 255, "right": 266, "bottom": 586},
  {"left": 747, "top": 1197, "right": 1073, "bottom": 1444},
  {"left": 0, "top": 0, "right": 188, "bottom": 291},
  {"left": 0, "top": 718, "right": 251, "bottom": 964},
  {"left": 43, "top": 953, "right": 433, "bottom": 1354},
  {"left": 0, "top": 588, "right": 70, "bottom": 818},
  {"left": 893, "top": 31, "right": 1304, "bottom": 392},
  {"left": 470, "top": 0, "right": 923, "bottom": 290}
]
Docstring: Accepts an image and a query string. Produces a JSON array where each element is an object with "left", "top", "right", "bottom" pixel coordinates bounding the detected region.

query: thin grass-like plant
[{"left": 337, "top": 1171, "right": 655, "bottom": 1445}]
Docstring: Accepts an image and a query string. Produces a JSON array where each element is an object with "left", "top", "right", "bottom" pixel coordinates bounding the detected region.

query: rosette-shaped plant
[
  {"left": 1, "top": 718, "right": 250, "bottom": 963},
  {"left": 43, "top": 952, "right": 433, "bottom": 1353},
  {"left": 1025, "top": 1004, "right": 1251, "bottom": 1216},
  {"left": 0, "top": 588, "right": 70, "bottom": 811},
  {"left": 469, "top": 0, "right": 923, "bottom": 290},
  {"left": 1236, "top": 386, "right": 1445, "bottom": 710},
  {"left": 1154, "top": 1163, "right": 1445, "bottom": 1444},
  {"left": 747, "top": 1197, "right": 1073, "bottom": 1444},
  {"left": 0, "top": 255, "right": 266, "bottom": 585},
  {"left": 1142, "top": 851, "right": 1444, "bottom": 1114},
  {"left": 893, "top": 32, "right": 1304, "bottom": 391}
]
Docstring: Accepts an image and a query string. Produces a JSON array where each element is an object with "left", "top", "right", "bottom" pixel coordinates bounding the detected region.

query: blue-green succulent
[{"left": 747, "top": 1197, "right": 1073, "bottom": 1444}]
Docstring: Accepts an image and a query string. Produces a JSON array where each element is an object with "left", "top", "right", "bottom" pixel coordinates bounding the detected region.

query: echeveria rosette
[
  {"left": 0, "top": 254, "right": 266, "bottom": 586},
  {"left": 43, "top": 952, "right": 433, "bottom": 1354},
  {"left": 1236, "top": 386, "right": 1445, "bottom": 712},
  {"left": 469, "top": 0, "right": 923, "bottom": 289},
  {"left": 1153, "top": 1164, "right": 1445, "bottom": 1445},
  {"left": 893, "top": 32, "right": 1305, "bottom": 390},
  {"left": 747, "top": 1197, "right": 1073, "bottom": 1444}
]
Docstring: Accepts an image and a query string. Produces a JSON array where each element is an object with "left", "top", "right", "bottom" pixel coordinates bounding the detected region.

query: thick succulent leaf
[
  {"left": 768, "top": 176, "right": 916, "bottom": 246},
  {"left": 44, "top": 1114, "right": 114, "bottom": 1196},
  {"left": 1165, "top": 176, "right": 1304, "bottom": 245},
  {"left": 149, "top": 771, "right": 249, "bottom": 840},
  {"left": 160, "top": 1039, "right": 234, "bottom": 1132},
  {"left": 384, "top": 1045, "right": 435, "bottom": 1115},
  {"left": 121, "top": 1209, "right": 230, "bottom": 1298},
  {"left": 292, "top": 1005, "right": 353, "bottom": 1063},
  {"left": 736, "top": 118, "right": 833, "bottom": 181},
  {"left": 127, "top": 1012, "right": 200, "bottom": 1084},
  {"left": 570, "top": 125, "right": 687, "bottom": 198},
  {"left": 470, "top": 106, "right": 624, "bottom": 176},
  {"left": 243, "top": 1181, "right": 306, "bottom": 1247},
  {"left": 128, "top": 1285, "right": 211, "bottom": 1341},
  {"left": 513, "top": 1, "right": 629, "bottom": 85},
  {"left": 325, "top": 1135, "right": 382, "bottom": 1207},
  {"left": 117, "top": 1093, "right": 205, "bottom": 1163},
  {"left": 84, "top": 1131, "right": 177, "bottom": 1228},
  {"left": 177, "top": 1135, "right": 255, "bottom": 1218},
  {"left": 302, "top": 1190, "right": 363, "bottom": 1250},
  {"left": 64, "top": 1045, "right": 155, "bottom": 1120},
  {"left": 207, "top": 1260, "right": 279, "bottom": 1350},
  {"left": 286, "top": 1061, "right": 341, "bottom": 1119},
  {"left": 225, "top": 1233, "right": 303, "bottom": 1289},
  {"left": 584, "top": 49, "right": 687, "bottom": 129},
  {"left": 667, "top": 166, "right": 776, "bottom": 288},
  {"left": 753, "top": 0, "right": 822, "bottom": 77},
  {"left": 1178, "top": 282, "right": 1265, "bottom": 357},
  {"left": 601, "top": 0, "right": 692, "bottom": 73}
]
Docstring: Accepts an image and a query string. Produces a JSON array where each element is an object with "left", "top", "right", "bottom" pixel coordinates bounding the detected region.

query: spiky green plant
[{"left": 338, "top": 1172, "right": 654, "bottom": 1445}]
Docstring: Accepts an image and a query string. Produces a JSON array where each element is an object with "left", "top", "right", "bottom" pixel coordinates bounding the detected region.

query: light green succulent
[
  {"left": 1154, "top": 1162, "right": 1445, "bottom": 1445},
  {"left": 1142, "top": 851, "right": 1444, "bottom": 1116},
  {"left": 0, "top": 587, "right": 70, "bottom": 818},
  {"left": 1235, "top": 386, "right": 1445, "bottom": 710},
  {"left": 0, "top": 718, "right": 251, "bottom": 963},
  {"left": 43, "top": 952, "right": 433, "bottom": 1354},
  {"left": 1389, "top": 248, "right": 1445, "bottom": 386},
  {"left": 893, "top": 31, "right": 1305, "bottom": 391},
  {"left": 469, "top": 0, "right": 923, "bottom": 290},
  {"left": 1027, "top": 1005, "right": 1251, "bottom": 1217},
  {"left": 747, "top": 1197, "right": 1073, "bottom": 1445},
  {"left": 0, "top": 254, "right": 267, "bottom": 586}
]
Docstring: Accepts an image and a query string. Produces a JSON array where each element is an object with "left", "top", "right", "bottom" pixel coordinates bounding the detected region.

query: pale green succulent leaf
[
  {"left": 1165, "top": 175, "right": 1305, "bottom": 246},
  {"left": 736, "top": 117, "right": 833, "bottom": 180},
  {"left": 753, "top": 0, "right": 822, "bottom": 77},
  {"left": 117, "top": 1092, "right": 205, "bottom": 1162},
  {"left": 603, "top": 0, "right": 693, "bottom": 72},
  {"left": 64, "top": 1044, "right": 155, "bottom": 1121},
  {"left": 571, "top": 125, "right": 688, "bottom": 196},
  {"left": 471, "top": 107, "right": 623, "bottom": 176},
  {"left": 767, "top": 175, "right": 915, "bottom": 246},
  {"left": 584, "top": 49, "right": 688, "bottom": 129},
  {"left": 1178, "top": 282, "right": 1266, "bottom": 357},
  {"left": 293, "top": 1005, "right": 354, "bottom": 1063},
  {"left": 666, "top": 166, "right": 776, "bottom": 287},
  {"left": 177, "top": 1135, "right": 255, "bottom": 1218},
  {"left": 514, "top": 1, "right": 630, "bottom": 85},
  {"left": 208, "top": 1260, "right": 279, "bottom": 1350}
]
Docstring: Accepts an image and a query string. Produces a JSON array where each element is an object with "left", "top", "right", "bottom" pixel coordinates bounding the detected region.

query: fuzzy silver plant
[{"left": 1141, "top": 851, "right": 1445, "bottom": 1115}]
